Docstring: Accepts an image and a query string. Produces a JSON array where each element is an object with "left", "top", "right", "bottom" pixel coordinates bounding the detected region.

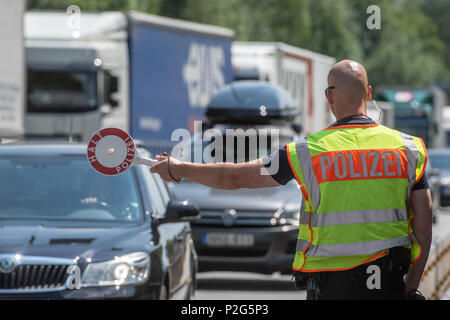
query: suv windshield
[
  {"left": 180, "top": 132, "right": 293, "bottom": 164},
  {"left": 0, "top": 155, "right": 143, "bottom": 223},
  {"left": 28, "top": 70, "right": 97, "bottom": 112},
  {"left": 178, "top": 132, "right": 295, "bottom": 184}
]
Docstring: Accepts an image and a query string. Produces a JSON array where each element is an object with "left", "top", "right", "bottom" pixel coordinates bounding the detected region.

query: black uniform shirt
[{"left": 263, "top": 116, "right": 429, "bottom": 190}]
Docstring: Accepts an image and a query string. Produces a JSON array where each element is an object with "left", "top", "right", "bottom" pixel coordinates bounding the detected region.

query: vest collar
[{"left": 329, "top": 115, "right": 376, "bottom": 128}]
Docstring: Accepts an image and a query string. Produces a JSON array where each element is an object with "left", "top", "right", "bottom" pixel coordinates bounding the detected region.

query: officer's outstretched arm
[
  {"left": 150, "top": 155, "right": 281, "bottom": 190},
  {"left": 404, "top": 188, "right": 433, "bottom": 295}
]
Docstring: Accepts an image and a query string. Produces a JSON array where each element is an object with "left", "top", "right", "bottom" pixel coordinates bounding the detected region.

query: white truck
[
  {"left": 0, "top": 0, "right": 25, "bottom": 142},
  {"left": 24, "top": 11, "right": 234, "bottom": 150},
  {"left": 232, "top": 42, "right": 336, "bottom": 134}
]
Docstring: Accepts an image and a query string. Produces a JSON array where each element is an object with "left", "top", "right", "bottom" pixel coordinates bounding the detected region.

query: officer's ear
[
  {"left": 366, "top": 85, "right": 372, "bottom": 101},
  {"left": 326, "top": 89, "right": 334, "bottom": 105}
]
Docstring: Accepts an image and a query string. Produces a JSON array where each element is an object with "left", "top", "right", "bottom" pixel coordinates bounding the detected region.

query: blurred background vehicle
[
  {"left": 442, "top": 106, "right": 450, "bottom": 147},
  {"left": 425, "top": 160, "right": 442, "bottom": 223},
  {"left": 428, "top": 149, "right": 450, "bottom": 208},
  {"left": 375, "top": 87, "right": 447, "bottom": 148},
  {"left": 0, "top": 143, "right": 199, "bottom": 300},
  {"left": 172, "top": 81, "right": 302, "bottom": 275}
]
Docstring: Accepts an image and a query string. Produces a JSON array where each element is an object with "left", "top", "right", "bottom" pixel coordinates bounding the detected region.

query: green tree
[
  {"left": 26, "top": 0, "right": 449, "bottom": 86},
  {"left": 307, "top": 0, "right": 362, "bottom": 61},
  {"left": 419, "top": 0, "right": 450, "bottom": 79}
]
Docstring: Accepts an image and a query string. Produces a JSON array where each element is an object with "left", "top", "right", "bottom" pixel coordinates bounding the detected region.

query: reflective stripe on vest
[
  {"left": 296, "top": 139, "right": 321, "bottom": 211},
  {"left": 400, "top": 132, "right": 419, "bottom": 201},
  {"left": 299, "top": 208, "right": 408, "bottom": 227},
  {"left": 296, "top": 236, "right": 411, "bottom": 257},
  {"left": 289, "top": 124, "right": 427, "bottom": 272}
]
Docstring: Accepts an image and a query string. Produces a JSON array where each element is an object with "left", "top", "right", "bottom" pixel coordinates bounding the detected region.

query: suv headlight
[
  {"left": 283, "top": 210, "right": 300, "bottom": 225},
  {"left": 275, "top": 208, "right": 300, "bottom": 226},
  {"left": 81, "top": 252, "right": 150, "bottom": 287}
]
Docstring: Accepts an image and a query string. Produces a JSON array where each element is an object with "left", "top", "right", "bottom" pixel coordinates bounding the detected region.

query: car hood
[
  {"left": 171, "top": 182, "right": 302, "bottom": 212},
  {"left": 0, "top": 222, "right": 153, "bottom": 264}
]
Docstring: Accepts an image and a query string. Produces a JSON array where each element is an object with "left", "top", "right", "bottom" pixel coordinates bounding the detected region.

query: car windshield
[
  {"left": 428, "top": 154, "right": 450, "bottom": 171},
  {"left": 0, "top": 155, "right": 143, "bottom": 224}
]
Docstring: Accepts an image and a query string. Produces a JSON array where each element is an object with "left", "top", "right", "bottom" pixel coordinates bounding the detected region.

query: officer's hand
[
  {"left": 150, "top": 153, "right": 181, "bottom": 183},
  {"left": 406, "top": 289, "right": 426, "bottom": 300}
]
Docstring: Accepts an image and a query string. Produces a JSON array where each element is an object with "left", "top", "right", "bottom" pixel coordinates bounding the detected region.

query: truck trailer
[
  {"left": 232, "top": 42, "right": 336, "bottom": 134},
  {"left": 0, "top": 0, "right": 25, "bottom": 142},
  {"left": 24, "top": 11, "right": 234, "bottom": 152}
]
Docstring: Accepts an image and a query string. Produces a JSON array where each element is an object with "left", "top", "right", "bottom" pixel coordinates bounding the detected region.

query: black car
[{"left": 0, "top": 143, "right": 199, "bottom": 299}]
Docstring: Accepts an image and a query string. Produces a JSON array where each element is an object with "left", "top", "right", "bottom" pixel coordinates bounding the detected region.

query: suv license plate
[{"left": 203, "top": 232, "right": 255, "bottom": 247}]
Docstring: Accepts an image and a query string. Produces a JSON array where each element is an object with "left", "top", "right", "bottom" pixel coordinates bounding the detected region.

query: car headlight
[{"left": 81, "top": 252, "right": 150, "bottom": 287}]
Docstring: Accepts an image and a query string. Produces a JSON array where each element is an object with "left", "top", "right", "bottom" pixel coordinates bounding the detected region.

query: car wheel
[{"left": 159, "top": 282, "right": 169, "bottom": 300}]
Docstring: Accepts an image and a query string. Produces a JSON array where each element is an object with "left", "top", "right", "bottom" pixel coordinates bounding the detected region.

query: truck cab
[
  {"left": 375, "top": 87, "right": 446, "bottom": 148},
  {"left": 26, "top": 46, "right": 119, "bottom": 141},
  {"left": 24, "top": 12, "right": 130, "bottom": 142}
]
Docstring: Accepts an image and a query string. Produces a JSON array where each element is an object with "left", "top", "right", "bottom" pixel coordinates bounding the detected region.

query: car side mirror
[
  {"left": 104, "top": 71, "right": 119, "bottom": 108},
  {"left": 158, "top": 199, "right": 200, "bottom": 224}
]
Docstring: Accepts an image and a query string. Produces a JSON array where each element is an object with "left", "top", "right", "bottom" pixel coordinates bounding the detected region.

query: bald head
[{"left": 327, "top": 60, "right": 371, "bottom": 119}]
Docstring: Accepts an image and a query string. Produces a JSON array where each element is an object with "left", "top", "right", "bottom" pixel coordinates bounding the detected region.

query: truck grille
[{"left": 0, "top": 255, "right": 74, "bottom": 293}]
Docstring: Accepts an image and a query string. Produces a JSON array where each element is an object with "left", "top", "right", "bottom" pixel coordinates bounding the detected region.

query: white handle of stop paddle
[{"left": 133, "top": 155, "right": 158, "bottom": 167}]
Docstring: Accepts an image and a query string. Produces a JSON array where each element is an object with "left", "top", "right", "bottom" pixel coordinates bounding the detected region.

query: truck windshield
[
  {"left": 28, "top": 70, "right": 97, "bottom": 112},
  {"left": 0, "top": 155, "right": 143, "bottom": 224}
]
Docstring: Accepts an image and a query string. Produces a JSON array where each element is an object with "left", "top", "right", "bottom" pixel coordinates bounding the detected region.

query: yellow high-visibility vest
[{"left": 287, "top": 123, "right": 427, "bottom": 272}]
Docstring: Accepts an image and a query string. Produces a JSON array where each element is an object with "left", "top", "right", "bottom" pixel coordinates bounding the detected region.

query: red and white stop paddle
[{"left": 86, "top": 128, "right": 157, "bottom": 176}]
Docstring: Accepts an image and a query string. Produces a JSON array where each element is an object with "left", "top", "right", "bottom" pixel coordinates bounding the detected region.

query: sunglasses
[{"left": 324, "top": 85, "right": 335, "bottom": 98}]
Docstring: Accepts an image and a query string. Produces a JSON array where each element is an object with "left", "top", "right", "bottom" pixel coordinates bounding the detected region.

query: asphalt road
[{"left": 194, "top": 271, "right": 306, "bottom": 300}]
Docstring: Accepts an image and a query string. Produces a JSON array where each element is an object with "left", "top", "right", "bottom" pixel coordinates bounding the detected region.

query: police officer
[{"left": 151, "top": 60, "right": 432, "bottom": 300}]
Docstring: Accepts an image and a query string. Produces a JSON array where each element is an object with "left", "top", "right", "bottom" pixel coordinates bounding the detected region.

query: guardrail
[{"left": 419, "top": 234, "right": 450, "bottom": 300}]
